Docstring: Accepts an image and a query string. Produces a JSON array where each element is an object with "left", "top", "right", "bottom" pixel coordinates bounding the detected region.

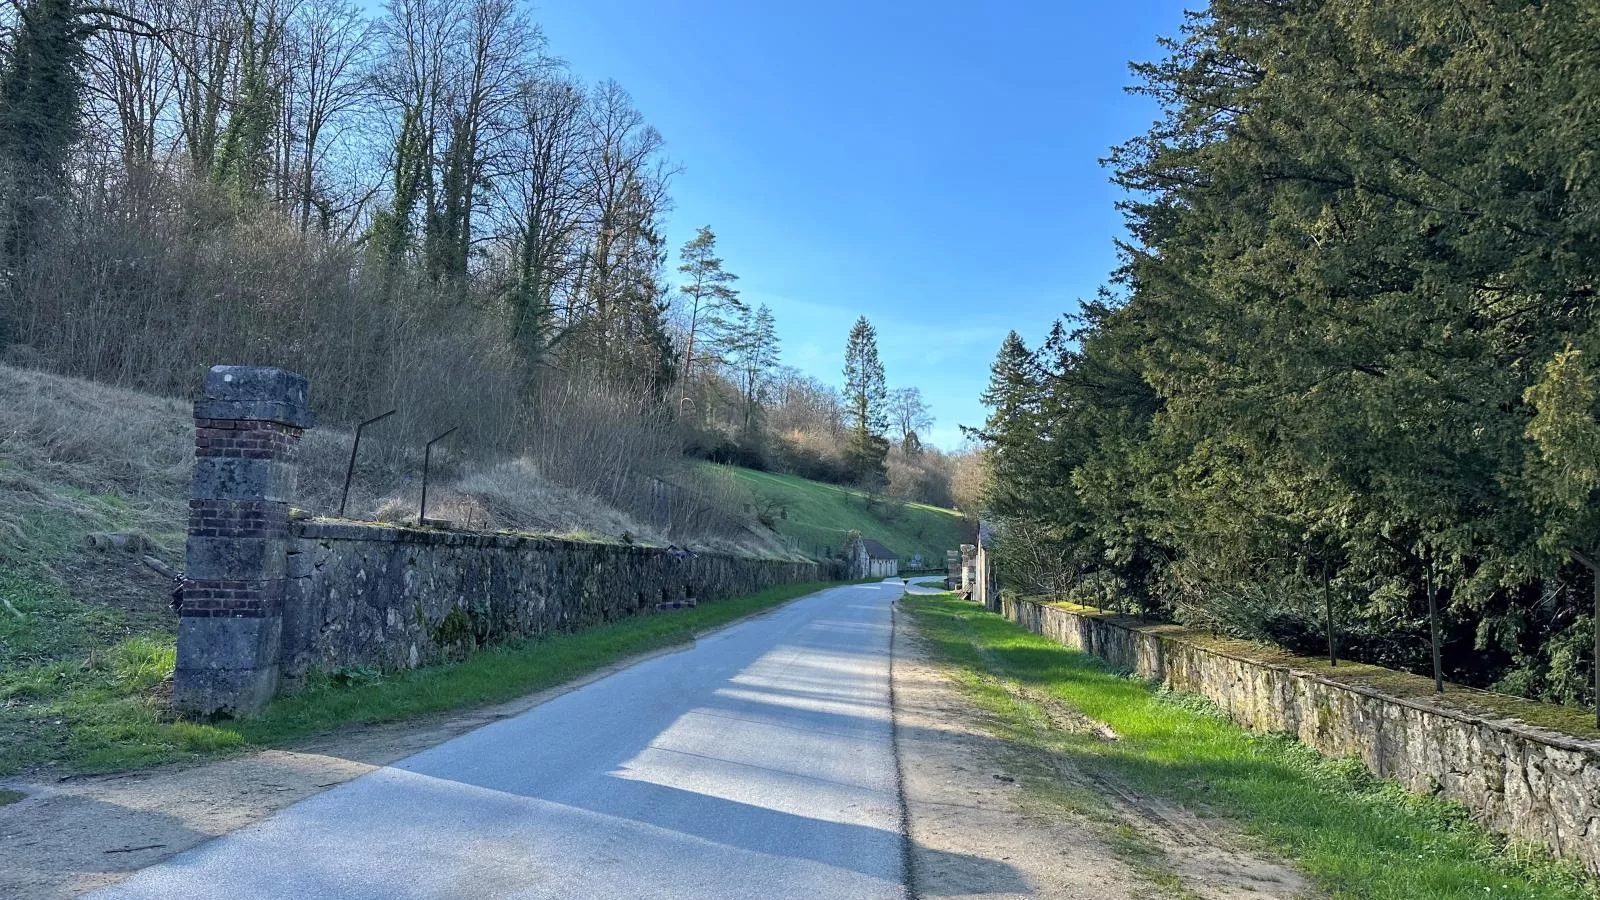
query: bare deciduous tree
[
  {"left": 280, "top": 0, "right": 371, "bottom": 231},
  {"left": 495, "top": 70, "right": 586, "bottom": 366},
  {"left": 888, "top": 386, "right": 933, "bottom": 453}
]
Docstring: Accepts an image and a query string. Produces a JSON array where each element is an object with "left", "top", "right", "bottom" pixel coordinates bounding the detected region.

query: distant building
[
  {"left": 959, "top": 543, "right": 977, "bottom": 591},
  {"left": 844, "top": 534, "right": 900, "bottom": 578}
]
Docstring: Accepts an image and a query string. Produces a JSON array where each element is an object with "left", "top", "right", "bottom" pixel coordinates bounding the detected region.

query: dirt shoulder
[
  {"left": 0, "top": 642, "right": 693, "bottom": 899},
  {"left": 891, "top": 598, "right": 1316, "bottom": 899}
]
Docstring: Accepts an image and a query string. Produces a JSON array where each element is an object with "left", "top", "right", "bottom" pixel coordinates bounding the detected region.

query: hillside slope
[{"left": 720, "top": 467, "right": 970, "bottom": 567}]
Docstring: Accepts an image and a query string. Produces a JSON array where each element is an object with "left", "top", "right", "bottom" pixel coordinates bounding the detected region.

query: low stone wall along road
[{"left": 94, "top": 581, "right": 919, "bottom": 899}]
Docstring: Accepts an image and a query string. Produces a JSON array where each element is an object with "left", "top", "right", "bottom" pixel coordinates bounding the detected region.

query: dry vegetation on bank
[{"left": 0, "top": 363, "right": 792, "bottom": 559}]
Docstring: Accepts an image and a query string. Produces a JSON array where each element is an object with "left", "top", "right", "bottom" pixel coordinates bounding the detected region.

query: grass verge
[
  {"left": 901, "top": 590, "right": 1600, "bottom": 900},
  {"left": 2, "top": 580, "right": 844, "bottom": 777}
]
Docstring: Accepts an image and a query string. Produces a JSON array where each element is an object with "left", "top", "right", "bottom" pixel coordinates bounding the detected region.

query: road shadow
[
  {"left": 378, "top": 586, "right": 1030, "bottom": 894},
  {"left": 0, "top": 791, "right": 221, "bottom": 899}
]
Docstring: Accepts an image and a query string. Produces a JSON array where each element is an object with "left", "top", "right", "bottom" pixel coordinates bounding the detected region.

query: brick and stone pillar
[
  {"left": 975, "top": 521, "right": 996, "bottom": 611},
  {"left": 174, "top": 366, "right": 312, "bottom": 716}
]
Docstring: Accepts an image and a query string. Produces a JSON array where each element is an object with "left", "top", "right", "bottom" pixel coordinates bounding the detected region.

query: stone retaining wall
[
  {"left": 173, "top": 364, "right": 843, "bottom": 716},
  {"left": 280, "top": 521, "right": 837, "bottom": 684},
  {"left": 993, "top": 594, "right": 1600, "bottom": 874}
]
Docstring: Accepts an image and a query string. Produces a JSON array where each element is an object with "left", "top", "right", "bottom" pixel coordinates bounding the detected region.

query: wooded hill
[
  {"left": 977, "top": 0, "right": 1600, "bottom": 710},
  {"left": 0, "top": 0, "right": 975, "bottom": 522}
]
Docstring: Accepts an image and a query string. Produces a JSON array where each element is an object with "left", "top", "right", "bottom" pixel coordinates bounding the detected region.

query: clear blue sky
[{"left": 536, "top": 0, "right": 1191, "bottom": 450}]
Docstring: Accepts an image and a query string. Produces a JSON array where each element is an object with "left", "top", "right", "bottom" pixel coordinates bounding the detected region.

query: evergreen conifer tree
[{"left": 842, "top": 316, "right": 889, "bottom": 485}]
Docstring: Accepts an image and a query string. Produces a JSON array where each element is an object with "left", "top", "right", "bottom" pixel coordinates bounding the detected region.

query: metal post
[
  {"left": 419, "top": 425, "right": 458, "bottom": 525},
  {"left": 1324, "top": 567, "right": 1337, "bottom": 667},
  {"left": 1425, "top": 550, "right": 1443, "bottom": 693},
  {"left": 338, "top": 409, "right": 396, "bottom": 518}
]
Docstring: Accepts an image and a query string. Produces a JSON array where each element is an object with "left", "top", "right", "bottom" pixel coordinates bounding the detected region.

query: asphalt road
[
  {"left": 903, "top": 575, "right": 952, "bottom": 595},
  {"left": 95, "top": 580, "right": 912, "bottom": 900}
]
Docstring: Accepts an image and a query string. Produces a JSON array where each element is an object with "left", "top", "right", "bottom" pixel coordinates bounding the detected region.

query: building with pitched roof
[{"left": 844, "top": 534, "right": 900, "bottom": 578}]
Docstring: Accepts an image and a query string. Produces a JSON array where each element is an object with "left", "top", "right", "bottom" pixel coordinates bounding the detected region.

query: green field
[{"left": 720, "top": 466, "right": 968, "bottom": 566}]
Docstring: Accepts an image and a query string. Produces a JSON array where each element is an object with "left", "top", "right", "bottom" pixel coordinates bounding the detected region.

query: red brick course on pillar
[{"left": 173, "top": 366, "right": 312, "bottom": 716}]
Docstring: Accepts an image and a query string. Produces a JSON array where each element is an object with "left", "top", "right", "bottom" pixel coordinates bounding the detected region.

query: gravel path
[{"left": 894, "top": 579, "right": 1315, "bottom": 899}]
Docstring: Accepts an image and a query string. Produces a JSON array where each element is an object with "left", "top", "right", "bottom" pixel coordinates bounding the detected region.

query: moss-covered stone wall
[
  {"left": 994, "top": 594, "right": 1600, "bottom": 874},
  {"left": 279, "top": 520, "right": 841, "bottom": 684}
]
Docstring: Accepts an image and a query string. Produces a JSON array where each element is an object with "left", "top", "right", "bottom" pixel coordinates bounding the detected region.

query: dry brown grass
[
  {"left": 0, "top": 365, "right": 190, "bottom": 559},
  {"left": 378, "top": 459, "right": 656, "bottom": 541},
  {"left": 0, "top": 363, "right": 791, "bottom": 557}
]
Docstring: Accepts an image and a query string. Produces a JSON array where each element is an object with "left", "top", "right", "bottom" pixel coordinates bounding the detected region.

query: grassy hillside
[
  {"left": 0, "top": 367, "right": 194, "bottom": 774},
  {"left": 719, "top": 467, "right": 969, "bottom": 567}
]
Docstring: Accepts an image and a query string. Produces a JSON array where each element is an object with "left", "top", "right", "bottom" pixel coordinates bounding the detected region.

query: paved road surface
[
  {"left": 903, "top": 575, "right": 951, "bottom": 595},
  {"left": 96, "top": 581, "right": 911, "bottom": 899}
]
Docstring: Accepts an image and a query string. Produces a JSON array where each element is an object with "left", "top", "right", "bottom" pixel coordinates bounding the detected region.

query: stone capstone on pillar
[{"left": 174, "top": 365, "right": 312, "bottom": 717}]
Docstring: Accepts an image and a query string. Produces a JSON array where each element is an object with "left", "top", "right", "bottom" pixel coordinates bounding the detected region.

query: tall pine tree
[
  {"left": 842, "top": 316, "right": 889, "bottom": 486},
  {"left": 676, "top": 226, "right": 742, "bottom": 388},
  {"left": 974, "top": 331, "right": 1039, "bottom": 517}
]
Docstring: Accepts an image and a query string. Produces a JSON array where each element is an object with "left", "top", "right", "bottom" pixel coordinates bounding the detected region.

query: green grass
[
  {"left": 0, "top": 452, "right": 861, "bottom": 777},
  {"left": 0, "top": 580, "right": 844, "bottom": 776},
  {"left": 719, "top": 466, "right": 966, "bottom": 564},
  {"left": 902, "top": 591, "right": 1600, "bottom": 900},
  {"left": 0, "top": 631, "right": 225, "bottom": 775},
  {"left": 0, "top": 479, "right": 190, "bottom": 775},
  {"left": 0, "top": 488, "right": 177, "bottom": 672}
]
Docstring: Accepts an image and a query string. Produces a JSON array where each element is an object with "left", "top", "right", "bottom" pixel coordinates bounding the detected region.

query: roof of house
[{"left": 859, "top": 538, "right": 898, "bottom": 560}]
